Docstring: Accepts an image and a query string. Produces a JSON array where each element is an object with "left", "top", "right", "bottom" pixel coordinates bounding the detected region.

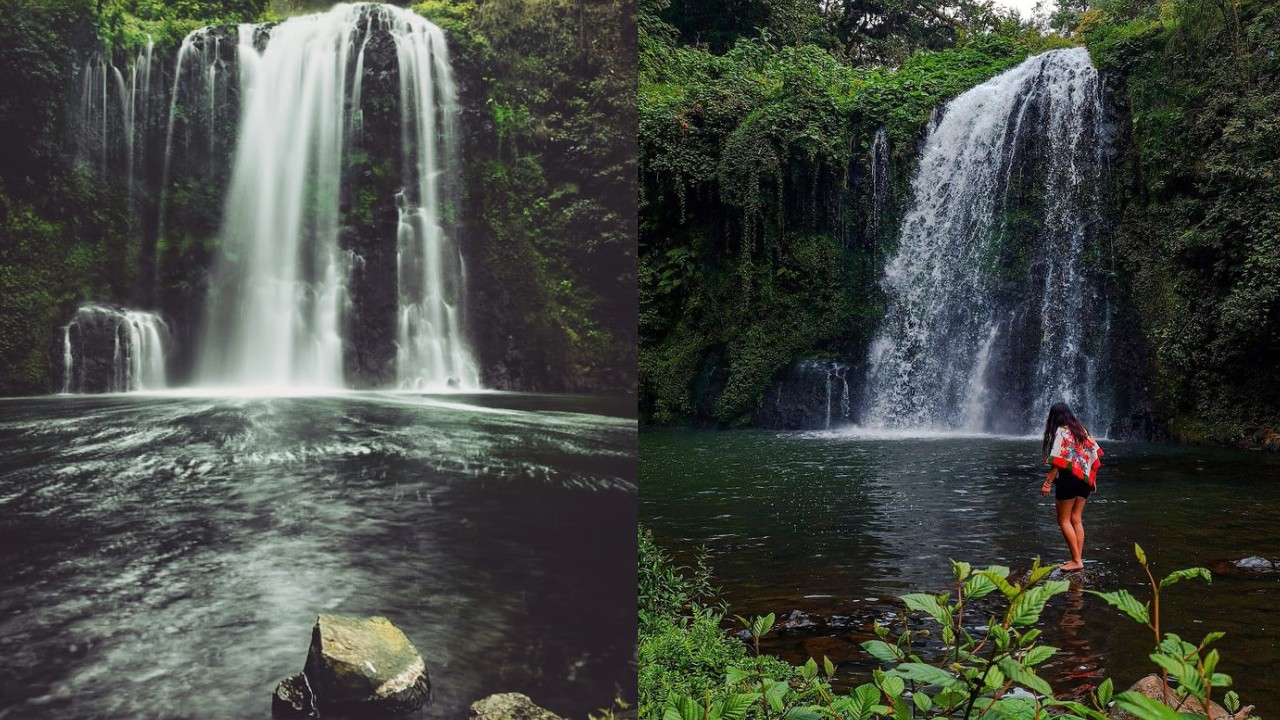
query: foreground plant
[{"left": 658, "top": 551, "right": 1248, "bottom": 720}]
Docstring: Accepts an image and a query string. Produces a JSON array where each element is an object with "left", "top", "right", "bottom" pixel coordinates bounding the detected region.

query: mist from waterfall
[{"left": 862, "top": 48, "right": 1114, "bottom": 434}]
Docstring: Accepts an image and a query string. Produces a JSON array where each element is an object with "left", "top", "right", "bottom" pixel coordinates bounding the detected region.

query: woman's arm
[{"left": 1041, "top": 466, "right": 1058, "bottom": 497}]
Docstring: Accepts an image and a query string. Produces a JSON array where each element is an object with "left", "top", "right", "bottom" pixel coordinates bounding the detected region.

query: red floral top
[{"left": 1045, "top": 426, "right": 1104, "bottom": 487}]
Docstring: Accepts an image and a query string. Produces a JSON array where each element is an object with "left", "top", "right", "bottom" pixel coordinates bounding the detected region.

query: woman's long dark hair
[{"left": 1043, "top": 402, "right": 1090, "bottom": 456}]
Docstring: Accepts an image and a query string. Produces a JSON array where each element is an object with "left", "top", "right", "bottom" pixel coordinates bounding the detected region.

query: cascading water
[
  {"left": 862, "top": 48, "right": 1114, "bottom": 434},
  {"left": 77, "top": 39, "right": 155, "bottom": 226},
  {"left": 194, "top": 4, "right": 477, "bottom": 389},
  {"left": 61, "top": 306, "right": 168, "bottom": 393}
]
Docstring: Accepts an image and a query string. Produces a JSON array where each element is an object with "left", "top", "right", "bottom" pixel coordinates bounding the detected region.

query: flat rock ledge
[
  {"left": 469, "top": 693, "right": 565, "bottom": 720},
  {"left": 273, "top": 614, "right": 430, "bottom": 718}
]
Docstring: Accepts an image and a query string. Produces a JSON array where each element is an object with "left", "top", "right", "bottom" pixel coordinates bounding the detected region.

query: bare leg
[
  {"left": 1068, "top": 497, "right": 1087, "bottom": 568},
  {"left": 1055, "top": 499, "right": 1082, "bottom": 571}
]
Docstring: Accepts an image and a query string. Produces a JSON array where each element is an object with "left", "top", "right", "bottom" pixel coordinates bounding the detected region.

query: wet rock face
[
  {"left": 273, "top": 614, "right": 430, "bottom": 718},
  {"left": 752, "top": 359, "right": 860, "bottom": 430},
  {"left": 469, "top": 693, "right": 565, "bottom": 720}
]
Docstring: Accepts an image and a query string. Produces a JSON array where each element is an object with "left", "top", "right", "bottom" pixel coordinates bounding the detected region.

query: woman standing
[{"left": 1040, "top": 402, "right": 1103, "bottom": 571}]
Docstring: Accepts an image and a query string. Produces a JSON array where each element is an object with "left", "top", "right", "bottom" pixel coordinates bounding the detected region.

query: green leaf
[
  {"left": 663, "top": 696, "right": 701, "bottom": 720},
  {"left": 996, "top": 657, "right": 1053, "bottom": 696},
  {"left": 763, "top": 679, "right": 788, "bottom": 712},
  {"left": 1224, "top": 691, "right": 1241, "bottom": 713},
  {"left": 1023, "top": 645, "right": 1058, "bottom": 666},
  {"left": 879, "top": 674, "right": 906, "bottom": 697},
  {"left": 823, "top": 655, "right": 835, "bottom": 679},
  {"left": 726, "top": 665, "right": 752, "bottom": 685},
  {"left": 800, "top": 657, "right": 818, "bottom": 681},
  {"left": 1200, "top": 631, "right": 1226, "bottom": 649},
  {"left": 980, "top": 569, "right": 1020, "bottom": 599},
  {"left": 889, "top": 662, "right": 960, "bottom": 689},
  {"left": 1150, "top": 652, "right": 1205, "bottom": 698},
  {"left": 953, "top": 560, "right": 972, "bottom": 582},
  {"left": 1134, "top": 544, "right": 1148, "bottom": 565},
  {"left": 1098, "top": 678, "right": 1114, "bottom": 707},
  {"left": 892, "top": 696, "right": 912, "bottom": 720},
  {"left": 862, "top": 640, "right": 903, "bottom": 664},
  {"left": 845, "top": 684, "right": 881, "bottom": 720},
  {"left": 753, "top": 613, "right": 776, "bottom": 640},
  {"left": 914, "top": 692, "right": 933, "bottom": 714},
  {"left": 782, "top": 707, "right": 823, "bottom": 720},
  {"left": 963, "top": 572, "right": 999, "bottom": 599},
  {"left": 990, "top": 625, "right": 1011, "bottom": 650},
  {"left": 901, "top": 592, "right": 950, "bottom": 626},
  {"left": 719, "top": 694, "right": 759, "bottom": 720},
  {"left": 1160, "top": 567, "right": 1211, "bottom": 588},
  {"left": 1009, "top": 581, "right": 1069, "bottom": 626},
  {"left": 1087, "top": 589, "right": 1151, "bottom": 625},
  {"left": 1113, "top": 691, "right": 1196, "bottom": 720}
]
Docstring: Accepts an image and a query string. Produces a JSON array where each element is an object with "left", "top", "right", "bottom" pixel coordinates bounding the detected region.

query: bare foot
[{"left": 1060, "top": 561, "right": 1084, "bottom": 572}]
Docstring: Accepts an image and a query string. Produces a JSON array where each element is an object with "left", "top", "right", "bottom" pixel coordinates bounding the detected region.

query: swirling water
[
  {"left": 0, "top": 393, "right": 635, "bottom": 719},
  {"left": 642, "top": 428, "right": 1280, "bottom": 703}
]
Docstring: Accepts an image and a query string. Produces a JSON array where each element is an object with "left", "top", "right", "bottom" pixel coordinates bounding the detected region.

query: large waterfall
[
  {"left": 862, "top": 49, "right": 1114, "bottom": 434},
  {"left": 192, "top": 3, "right": 477, "bottom": 390}
]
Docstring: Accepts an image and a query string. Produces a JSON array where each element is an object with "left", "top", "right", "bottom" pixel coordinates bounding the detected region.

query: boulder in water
[
  {"left": 469, "top": 693, "right": 564, "bottom": 720},
  {"left": 272, "top": 614, "right": 430, "bottom": 717},
  {"left": 1233, "top": 555, "right": 1275, "bottom": 570},
  {"left": 1109, "top": 674, "right": 1253, "bottom": 720}
]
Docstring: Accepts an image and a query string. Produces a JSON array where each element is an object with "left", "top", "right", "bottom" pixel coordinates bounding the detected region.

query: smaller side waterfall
[
  {"left": 76, "top": 39, "right": 156, "bottom": 215},
  {"left": 754, "top": 359, "right": 856, "bottom": 430},
  {"left": 61, "top": 306, "right": 168, "bottom": 393}
]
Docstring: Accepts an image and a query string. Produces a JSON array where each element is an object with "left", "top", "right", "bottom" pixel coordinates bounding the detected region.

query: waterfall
[
  {"left": 192, "top": 3, "right": 476, "bottom": 390},
  {"left": 62, "top": 306, "right": 168, "bottom": 393},
  {"left": 862, "top": 49, "right": 1113, "bottom": 434},
  {"left": 868, "top": 128, "right": 890, "bottom": 255},
  {"left": 77, "top": 39, "right": 155, "bottom": 219}
]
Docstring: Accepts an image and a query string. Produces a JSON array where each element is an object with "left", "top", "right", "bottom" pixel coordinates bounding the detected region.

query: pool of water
[
  {"left": 0, "top": 392, "right": 636, "bottom": 719},
  {"left": 641, "top": 427, "right": 1280, "bottom": 706}
]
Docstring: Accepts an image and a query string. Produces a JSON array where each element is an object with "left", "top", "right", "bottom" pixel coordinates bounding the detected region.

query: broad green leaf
[
  {"left": 845, "top": 684, "right": 881, "bottom": 720},
  {"left": 963, "top": 572, "right": 999, "bottom": 599},
  {"left": 1020, "top": 629, "right": 1043, "bottom": 646},
  {"left": 1023, "top": 645, "right": 1058, "bottom": 666},
  {"left": 753, "top": 613, "right": 776, "bottom": 640},
  {"left": 980, "top": 569, "right": 1020, "bottom": 599},
  {"left": 953, "top": 560, "right": 972, "bottom": 582},
  {"left": 1160, "top": 567, "right": 1211, "bottom": 588},
  {"left": 1087, "top": 589, "right": 1151, "bottom": 624},
  {"left": 990, "top": 624, "right": 1011, "bottom": 650},
  {"left": 663, "top": 696, "right": 701, "bottom": 720},
  {"left": 823, "top": 655, "right": 835, "bottom": 678},
  {"left": 719, "top": 694, "right": 759, "bottom": 720},
  {"left": 1113, "top": 691, "right": 1197, "bottom": 720},
  {"left": 861, "top": 640, "right": 903, "bottom": 664},
  {"left": 1098, "top": 678, "right": 1114, "bottom": 707},
  {"left": 988, "top": 697, "right": 1037, "bottom": 720},
  {"left": 725, "top": 665, "right": 752, "bottom": 685},
  {"left": 889, "top": 662, "right": 959, "bottom": 689},
  {"left": 913, "top": 692, "right": 933, "bottom": 713},
  {"left": 892, "top": 695, "right": 912, "bottom": 720},
  {"left": 1224, "top": 691, "right": 1241, "bottom": 713},
  {"left": 879, "top": 674, "right": 906, "bottom": 697},
  {"left": 1150, "top": 652, "right": 1205, "bottom": 698},
  {"left": 983, "top": 664, "right": 1006, "bottom": 692},
  {"left": 763, "top": 679, "right": 788, "bottom": 712},
  {"left": 1029, "top": 563, "right": 1056, "bottom": 586},
  {"left": 782, "top": 707, "right": 824, "bottom": 720},
  {"left": 1009, "top": 581, "right": 1069, "bottom": 626},
  {"left": 1211, "top": 672, "right": 1233, "bottom": 687},
  {"left": 901, "top": 592, "right": 950, "bottom": 626},
  {"left": 996, "top": 656, "right": 1053, "bottom": 696},
  {"left": 800, "top": 657, "right": 818, "bottom": 681}
]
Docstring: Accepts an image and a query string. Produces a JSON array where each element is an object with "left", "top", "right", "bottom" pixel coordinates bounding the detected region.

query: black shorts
[{"left": 1055, "top": 473, "right": 1093, "bottom": 500}]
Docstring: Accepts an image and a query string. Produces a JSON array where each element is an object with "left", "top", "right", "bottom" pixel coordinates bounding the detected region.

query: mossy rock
[
  {"left": 469, "top": 693, "right": 564, "bottom": 720},
  {"left": 278, "top": 614, "right": 431, "bottom": 717}
]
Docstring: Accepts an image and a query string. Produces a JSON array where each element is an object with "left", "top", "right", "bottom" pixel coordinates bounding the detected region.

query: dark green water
[
  {"left": 0, "top": 391, "right": 636, "bottom": 719},
  {"left": 641, "top": 427, "right": 1280, "bottom": 705}
]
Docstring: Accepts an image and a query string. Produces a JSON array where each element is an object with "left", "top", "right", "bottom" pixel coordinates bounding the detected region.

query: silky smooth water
[
  {"left": 0, "top": 393, "right": 635, "bottom": 719},
  {"left": 641, "top": 428, "right": 1280, "bottom": 704}
]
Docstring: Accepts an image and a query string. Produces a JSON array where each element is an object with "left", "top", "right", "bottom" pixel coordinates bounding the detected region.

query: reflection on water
[
  {"left": 0, "top": 392, "right": 636, "bottom": 719},
  {"left": 641, "top": 428, "right": 1280, "bottom": 702}
]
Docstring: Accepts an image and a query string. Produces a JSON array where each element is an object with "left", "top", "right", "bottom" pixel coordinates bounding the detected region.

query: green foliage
[
  {"left": 638, "top": 6, "right": 1031, "bottom": 424},
  {"left": 444, "top": 0, "right": 637, "bottom": 392},
  {"left": 647, "top": 541, "right": 1247, "bottom": 720},
  {"left": 1084, "top": 0, "right": 1280, "bottom": 437}
]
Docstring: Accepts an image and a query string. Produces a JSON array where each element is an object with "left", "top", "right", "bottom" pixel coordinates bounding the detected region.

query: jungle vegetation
[{"left": 638, "top": 0, "right": 1280, "bottom": 443}]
